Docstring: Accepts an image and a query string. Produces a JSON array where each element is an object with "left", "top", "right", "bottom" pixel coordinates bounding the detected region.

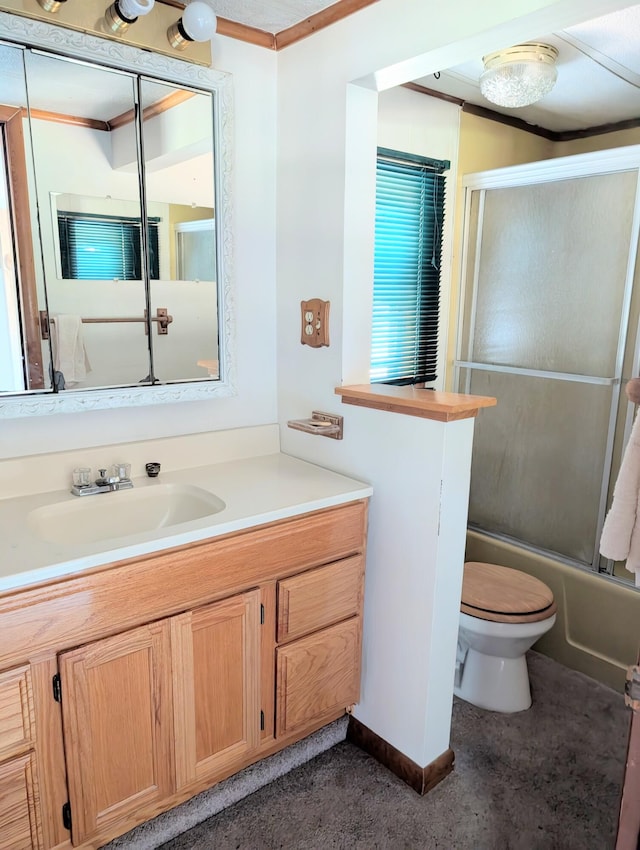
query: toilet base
[{"left": 454, "top": 648, "right": 532, "bottom": 713}]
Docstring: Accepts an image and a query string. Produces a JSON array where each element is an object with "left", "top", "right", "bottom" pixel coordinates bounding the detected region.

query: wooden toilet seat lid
[{"left": 461, "top": 561, "right": 556, "bottom": 624}]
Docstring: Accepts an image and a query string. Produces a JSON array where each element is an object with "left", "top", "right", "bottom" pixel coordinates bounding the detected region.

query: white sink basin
[{"left": 28, "top": 483, "right": 226, "bottom": 545}]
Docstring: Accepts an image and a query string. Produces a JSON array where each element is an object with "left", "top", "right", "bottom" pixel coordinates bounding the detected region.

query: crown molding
[
  {"left": 216, "top": 16, "right": 275, "bottom": 49},
  {"left": 275, "top": 0, "right": 379, "bottom": 50},
  {"left": 403, "top": 81, "right": 640, "bottom": 143}
]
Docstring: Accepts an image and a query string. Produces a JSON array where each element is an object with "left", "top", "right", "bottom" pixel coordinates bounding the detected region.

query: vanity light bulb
[
  {"left": 167, "top": 0, "right": 217, "bottom": 50},
  {"left": 105, "top": 0, "right": 154, "bottom": 33},
  {"left": 181, "top": 1, "right": 217, "bottom": 41},
  {"left": 118, "top": 0, "right": 155, "bottom": 19}
]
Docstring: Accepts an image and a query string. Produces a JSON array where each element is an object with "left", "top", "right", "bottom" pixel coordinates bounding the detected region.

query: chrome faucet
[
  {"left": 96, "top": 469, "right": 121, "bottom": 491},
  {"left": 71, "top": 464, "right": 134, "bottom": 497}
]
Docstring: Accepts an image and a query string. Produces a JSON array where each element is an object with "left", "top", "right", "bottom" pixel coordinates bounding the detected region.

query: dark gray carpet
[{"left": 158, "top": 653, "right": 630, "bottom": 850}]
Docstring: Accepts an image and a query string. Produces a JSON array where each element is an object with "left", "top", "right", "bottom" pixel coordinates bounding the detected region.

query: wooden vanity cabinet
[{"left": 0, "top": 499, "right": 367, "bottom": 850}]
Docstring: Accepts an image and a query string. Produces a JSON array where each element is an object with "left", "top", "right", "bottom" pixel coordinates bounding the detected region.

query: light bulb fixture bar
[
  {"left": 2, "top": 0, "right": 213, "bottom": 64},
  {"left": 104, "top": 0, "right": 217, "bottom": 49}
]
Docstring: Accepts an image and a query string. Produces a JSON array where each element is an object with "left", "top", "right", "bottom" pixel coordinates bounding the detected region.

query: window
[
  {"left": 175, "top": 218, "right": 216, "bottom": 281},
  {"left": 370, "top": 148, "right": 448, "bottom": 385},
  {"left": 57, "top": 212, "right": 160, "bottom": 280}
]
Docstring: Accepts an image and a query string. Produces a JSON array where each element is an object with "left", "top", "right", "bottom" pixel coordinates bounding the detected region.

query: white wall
[
  {"left": 1, "top": 37, "right": 278, "bottom": 458},
  {"left": 276, "top": 0, "right": 632, "bottom": 431},
  {"left": 275, "top": 0, "right": 632, "bottom": 768}
]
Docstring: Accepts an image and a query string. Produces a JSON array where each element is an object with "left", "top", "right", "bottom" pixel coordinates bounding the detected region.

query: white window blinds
[{"left": 371, "top": 148, "right": 447, "bottom": 385}]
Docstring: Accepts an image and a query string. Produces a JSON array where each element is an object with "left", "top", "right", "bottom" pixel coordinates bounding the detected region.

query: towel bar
[{"left": 39, "top": 308, "right": 173, "bottom": 340}]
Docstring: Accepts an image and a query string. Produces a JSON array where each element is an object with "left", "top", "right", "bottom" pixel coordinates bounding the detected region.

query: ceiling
[
  {"left": 410, "top": 4, "right": 640, "bottom": 136},
  {"left": 188, "top": 1, "right": 640, "bottom": 137},
  {"left": 186, "top": 0, "right": 340, "bottom": 34}
]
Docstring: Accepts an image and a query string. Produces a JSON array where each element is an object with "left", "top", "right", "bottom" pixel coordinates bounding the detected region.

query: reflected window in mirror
[
  {"left": 176, "top": 218, "right": 216, "bottom": 281},
  {"left": 57, "top": 211, "right": 160, "bottom": 281}
]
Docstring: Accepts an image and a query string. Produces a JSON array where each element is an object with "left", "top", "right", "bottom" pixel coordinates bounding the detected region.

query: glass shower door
[{"left": 456, "top": 165, "right": 640, "bottom": 570}]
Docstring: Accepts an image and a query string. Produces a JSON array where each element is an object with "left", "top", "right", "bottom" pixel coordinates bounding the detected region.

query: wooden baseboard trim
[{"left": 347, "top": 715, "right": 454, "bottom": 795}]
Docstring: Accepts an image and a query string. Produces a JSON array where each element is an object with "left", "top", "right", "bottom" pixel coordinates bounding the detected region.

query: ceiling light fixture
[
  {"left": 167, "top": 0, "right": 217, "bottom": 51},
  {"left": 104, "top": 0, "right": 155, "bottom": 34},
  {"left": 480, "top": 43, "right": 559, "bottom": 108}
]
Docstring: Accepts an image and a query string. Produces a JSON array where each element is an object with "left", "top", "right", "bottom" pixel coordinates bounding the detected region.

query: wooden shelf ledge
[{"left": 335, "top": 384, "right": 496, "bottom": 422}]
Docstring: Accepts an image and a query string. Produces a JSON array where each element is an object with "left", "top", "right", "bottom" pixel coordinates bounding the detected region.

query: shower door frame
[{"left": 454, "top": 144, "right": 640, "bottom": 578}]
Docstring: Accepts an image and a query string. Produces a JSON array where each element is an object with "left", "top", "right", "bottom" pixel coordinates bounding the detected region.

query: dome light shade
[{"left": 479, "top": 43, "right": 559, "bottom": 108}]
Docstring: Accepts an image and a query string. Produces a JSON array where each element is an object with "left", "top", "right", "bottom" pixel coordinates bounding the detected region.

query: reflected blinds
[
  {"left": 57, "top": 212, "right": 160, "bottom": 280},
  {"left": 371, "top": 148, "right": 447, "bottom": 385}
]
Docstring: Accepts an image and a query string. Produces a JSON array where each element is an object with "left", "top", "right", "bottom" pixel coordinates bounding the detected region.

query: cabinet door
[
  {"left": 0, "top": 666, "right": 34, "bottom": 761},
  {"left": 276, "top": 617, "right": 361, "bottom": 738},
  {"left": 171, "top": 589, "right": 261, "bottom": 789},
  {"left": 0, "top": 752, "right": 42, "bottom": 850},
  {"left": 59, "top": 620, "right": 173, "bottom": 845}
]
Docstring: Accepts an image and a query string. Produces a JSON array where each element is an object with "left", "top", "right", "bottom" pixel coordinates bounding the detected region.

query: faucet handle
[
  {"left": 72, "top": 467, "right": 92, "bottom": 488},
  {"left": 112, "top": 463, "right": 131, "bottom": 481}
]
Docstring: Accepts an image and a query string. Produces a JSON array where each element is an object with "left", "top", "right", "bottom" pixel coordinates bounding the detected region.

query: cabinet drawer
[
  {"left": 0, "top": 666, "right": 34, "bottom": 760},
  {"left": 276, "top": 617, "right": 362, "bottom": 737},
  {"left": 277, "top": 555, "right": 363, "bottom": 643},
  {"left": 0, "top": 751, "right": 42, "bottom": 850}
]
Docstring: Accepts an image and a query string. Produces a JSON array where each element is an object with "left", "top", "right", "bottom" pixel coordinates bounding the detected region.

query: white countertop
[{"left": 1, "top": 453, "right": 372, "bottom": 594}]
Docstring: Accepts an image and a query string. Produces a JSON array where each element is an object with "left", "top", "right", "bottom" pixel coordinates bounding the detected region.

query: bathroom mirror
[{"left": 0, "top": 10, "right": 234, "bottom": 417}]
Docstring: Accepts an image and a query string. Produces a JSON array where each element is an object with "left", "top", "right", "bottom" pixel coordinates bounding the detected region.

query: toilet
[{"left": 454, "top": 561, "right": 557, "bottom": 713}]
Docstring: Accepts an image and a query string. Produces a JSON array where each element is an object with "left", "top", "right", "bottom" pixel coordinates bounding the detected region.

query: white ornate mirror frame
[{"left": 0, "top": 10, "right": 235, "bottom": 418}]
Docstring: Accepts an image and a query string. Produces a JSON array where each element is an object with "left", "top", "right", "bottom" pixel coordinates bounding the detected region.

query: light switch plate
[{"left": 300, "top": 299, "right": 330, "bottom": 347}]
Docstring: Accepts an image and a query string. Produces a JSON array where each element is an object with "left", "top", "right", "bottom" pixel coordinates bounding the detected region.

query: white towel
[
  {"left": 600, "top": 411, "right": 640, "bottom": 586},
  {"left": 51, "top": 314, "right": 91, "bottom": 386}
]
